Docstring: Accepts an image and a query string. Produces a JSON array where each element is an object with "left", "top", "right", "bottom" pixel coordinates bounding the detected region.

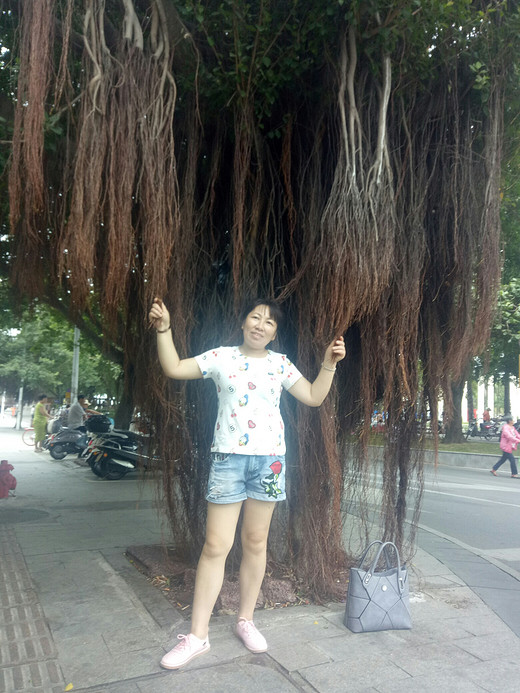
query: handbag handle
[
  {"left": 357, "top": 540, "right": 394, "bottom": 571},
  {"left": 359, "top": 541, "right": 405, "bottom": 593},
  {"left": 357, "top": 540, "right": 384, "bottom": 568}
]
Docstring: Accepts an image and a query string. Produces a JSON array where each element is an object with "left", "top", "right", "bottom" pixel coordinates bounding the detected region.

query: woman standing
[
  {"left": 33, "top": 394, "right": 52, "bottom": 452},
  {"left": 149, "top": 298, "right": 345, "bottom": 670},
  {"left": 490, "top": 417, "right": 520, "bottom": 478}
]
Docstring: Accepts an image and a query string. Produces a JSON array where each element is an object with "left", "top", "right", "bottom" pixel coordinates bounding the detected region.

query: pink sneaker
[
  {"left": 160, "top": 633, "right": 210, "bottom": 670},
  {"left": 234, "top": 618, "right": 267, "bottom": 653}
]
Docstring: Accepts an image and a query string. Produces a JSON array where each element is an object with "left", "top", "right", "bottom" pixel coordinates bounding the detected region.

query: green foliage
[
  {"left": 176, "top": 0, "right": 350, "bottom": 133},
  {"left": 0, "top": 285, "right": 122, "bottom": 402},
  {"left": 486, "top": 277, "right": 520, "bottom": 381},
  {"left": 173, "top": 0, "right": 517, "bottom": 138}
]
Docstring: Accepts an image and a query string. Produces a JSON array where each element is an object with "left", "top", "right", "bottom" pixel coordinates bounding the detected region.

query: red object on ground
[{"left": 0, "top": 460, "right": 17, "bottom": 498}]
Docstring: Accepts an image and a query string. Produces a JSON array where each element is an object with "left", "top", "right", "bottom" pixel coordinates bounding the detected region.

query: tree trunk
[
  {"left": 466, "top": 375, "right": 474, "bottom": 422},
  {"left": 504, "top": 372, "right": 511, "bottom": 416},
  {"left": 443, "top": 379, "right": 466, "bottom": 444},
  {"left": 114, "top": 364, "right": 134, "bottom": 429}
]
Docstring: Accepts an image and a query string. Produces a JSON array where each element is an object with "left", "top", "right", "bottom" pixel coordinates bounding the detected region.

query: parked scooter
[
  {"left": 465, "top": 418, "right": 501, "bottom": 440},
  {"left": 87, "top": 428, "right": 158, "bottom": 480},
  {"left": 47, "top": 414, "right": 112, "bottom": 460}
]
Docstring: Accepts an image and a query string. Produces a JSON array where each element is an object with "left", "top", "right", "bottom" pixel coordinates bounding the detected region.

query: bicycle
[{"left": 22, "top": 427, "right": 36, "bottom": 446}]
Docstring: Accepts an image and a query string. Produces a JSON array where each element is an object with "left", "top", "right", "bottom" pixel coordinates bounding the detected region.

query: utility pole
[
  {"left": 15, "top": 381, "right": 23, "bottom": 429},
  {"left": 71, "top": 327, "right": 80, "bottom": 404}
]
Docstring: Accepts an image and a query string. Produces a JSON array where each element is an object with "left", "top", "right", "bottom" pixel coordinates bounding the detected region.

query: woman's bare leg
[
  {"left": 238, "top": 499, "right": 276, "bottom": 621},
  {"left": 190, "top": 501, "right": 243, "bottom": 639}
]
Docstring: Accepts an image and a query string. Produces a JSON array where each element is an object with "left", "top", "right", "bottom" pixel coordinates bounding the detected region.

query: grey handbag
[{"left": 344, "top": 540, "right": 411, "bottom": 633}]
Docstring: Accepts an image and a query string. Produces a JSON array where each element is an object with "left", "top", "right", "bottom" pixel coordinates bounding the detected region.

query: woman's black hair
[
  {"left": 240, "top": 298, "right": 284, "bottom": 326},
  {"left": 38, "top": 394, "right": 47, "bottom": 401},
  {"left": 506, "top": 416, "right": 514, "bottom": 423}
]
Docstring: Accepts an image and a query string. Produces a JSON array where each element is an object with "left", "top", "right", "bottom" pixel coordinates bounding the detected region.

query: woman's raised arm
[
  {"left": 288, "top": 336, "right": 345, "bottom": 407},
  {"left": 149, "top": 298, "right": 203, "bottom": 380}
]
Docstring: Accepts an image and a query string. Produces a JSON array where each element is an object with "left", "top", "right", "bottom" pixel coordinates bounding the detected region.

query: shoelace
[
  {"left": 175, "top": 634, "right": 190, "bottom": 650},
  {"left": 238, "top": 619, "right": 256, "bottom": 634}
]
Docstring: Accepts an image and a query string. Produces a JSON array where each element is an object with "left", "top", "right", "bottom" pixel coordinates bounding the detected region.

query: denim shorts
[{"left": 206, "top": 453, "right": 286, "bottom": 504}]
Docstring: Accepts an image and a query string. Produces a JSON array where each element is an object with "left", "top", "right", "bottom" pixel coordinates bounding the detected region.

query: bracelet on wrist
[
  {"left": 156, "top": 325, "right": 171, "bottom": 333},
  {"left": 321, "top": 362, "right": 336, "bottom": 373}
]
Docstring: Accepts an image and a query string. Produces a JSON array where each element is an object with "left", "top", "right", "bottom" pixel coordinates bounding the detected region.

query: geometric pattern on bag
[{"left": 344, "top": 540, "right": 412, "bottom": 633}]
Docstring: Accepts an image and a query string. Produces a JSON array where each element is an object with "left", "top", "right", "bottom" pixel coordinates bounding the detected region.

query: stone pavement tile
[
  {"left": 0, "top": 586, "right": 38, "bottom": 609},
  {"left": 298, "top": 656, "right": 411, "bottom": 693},
  {"left": 411, "top": 614, "right": 479, "bottom": 642},
  {"left": 413, "top": 587, "right": 491, "bottom": 620},
  {"left": 136, "top": 661, "right": 302, "bottom": 693},
  {"left": 0, "top": 625, "right": 57, "bottom": 665},
  {"left": 86, "top": 681, "right": 142, "bottom": 693},
  {"left": 252, "top": 604, "right": 331, "bottom": 628},
  {"left": 459, "top": 615, "right": 516, "bottom": 638},
  {"left": 372, "top": 668, "right": 486, "bottom": 693},
  {"left": 313, "top": 629, "right": 431, "bottom": 663},
  {"left": 1, "top": 603, "right": 47, "bottom": 626},
  {"left": 265, "top": 641, "right": 332, "bottom": 672},
  {"left": 102, "top": 549, "right": 184, "bottom": 632},
  {"left": 454, "top": 633, "right": 520, "bottom": 661},
  {"left": 462, "top": 658, "right": 520, "bottom": 693},
  {"left": 388, "top": 641, "right": 480, "bottom": 677},
  {"left": 47, "top": 605, "right": 152, "bottom": 642},
  {"left": 102, "top": 625, "right": 163, "bottom": 656},
  {"left": 0, "top": 660, "right": 65, "bottom": 693},
  {"left": 254, "top": 613, "right": 345, "bottom": 648},
  {"left": 413, "top": 574, "right": 467, "bottom": 589},
  {"left": 26, "top": 549, "right": 99, "bottom": 574},
  {"left": 56, "top": 635, "right": 165, "bottom": 689}
]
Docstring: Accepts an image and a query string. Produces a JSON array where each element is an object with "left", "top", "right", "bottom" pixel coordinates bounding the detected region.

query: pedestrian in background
[
  {"left": 67, "top": 395, "right": 101, "bottom": 431},
  {"left": 33, "top": 395, "right": 52, "bottom": 452},
  {"left": 490, "top": 416, "right": 520, "bottom": 478}
]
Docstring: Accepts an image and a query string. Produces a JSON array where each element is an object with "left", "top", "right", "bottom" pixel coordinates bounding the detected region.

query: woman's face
[{"left": 241, "top": 305, "right": 278, "bottom": 351}]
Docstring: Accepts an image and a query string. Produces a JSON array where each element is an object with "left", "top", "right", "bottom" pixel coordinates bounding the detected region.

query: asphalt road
[
  {"left": 414, "top": 463, "right": 520, "bottom": 637},
  {"left": 418, "top": 464, "right": 520, "bottom": 576}
]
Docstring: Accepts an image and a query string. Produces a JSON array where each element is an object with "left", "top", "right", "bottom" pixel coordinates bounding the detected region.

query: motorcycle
[
  {"left": 87, "top": 428, "right": 158, "bottom": 480},
  {"left": 465, "top": 418, "right": 501, "bottom": 440},
  {"left": 47, "top": 414, "right": 112, "bottom": 460}
]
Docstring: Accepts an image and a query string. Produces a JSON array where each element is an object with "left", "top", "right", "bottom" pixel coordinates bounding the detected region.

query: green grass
[
  {"left": 369, "top": 433, "right": 498, "bottom": 455},
  {"left": 431, "top": 439, "right": 498, "bottom": 454}
]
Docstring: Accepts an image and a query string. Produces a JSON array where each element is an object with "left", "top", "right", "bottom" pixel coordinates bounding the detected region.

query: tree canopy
[
  {"left": 0, "top": 280, "right": 122, "bottom": 404},
  {"left": 5, "top": 0, "right": 520, "bottom": 597}
]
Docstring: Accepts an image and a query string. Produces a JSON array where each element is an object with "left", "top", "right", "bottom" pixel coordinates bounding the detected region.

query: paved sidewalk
[{"left": 2, "top": 428, "right": 520, "bottom": 692}]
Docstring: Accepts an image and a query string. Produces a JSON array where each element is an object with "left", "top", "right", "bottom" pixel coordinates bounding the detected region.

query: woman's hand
[
  {"left": 149, "top": 298, "right": 171, "bottom": 332},
  {"left": 322, "top": 335, "right": 346, "bottom": 369},
  {"left": 288, "top": 335, "right": 346, "bottom": 406}
]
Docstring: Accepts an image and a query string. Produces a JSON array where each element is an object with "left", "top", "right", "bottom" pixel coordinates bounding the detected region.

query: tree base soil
[{"left": 126, "top": 544, "right": 348, "bottom": 616}]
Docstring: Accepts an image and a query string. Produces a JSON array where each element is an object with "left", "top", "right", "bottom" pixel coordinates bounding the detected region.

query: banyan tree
[{"left": 7, "top": 0, "right": 518, "bottom": 598}]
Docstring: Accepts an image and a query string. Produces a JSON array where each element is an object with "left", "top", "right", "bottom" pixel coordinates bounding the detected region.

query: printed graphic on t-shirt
[{"left": 194, "top": 346, "right": 302, "bottom": 455}]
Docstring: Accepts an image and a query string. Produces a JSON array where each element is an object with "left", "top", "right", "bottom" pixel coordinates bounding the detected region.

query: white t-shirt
[
  {"left": 194, "top": 346, "right": 303, "bottom": 455},
  {"left": 67, "top": 401, "right": 85, "bottom": 429}
]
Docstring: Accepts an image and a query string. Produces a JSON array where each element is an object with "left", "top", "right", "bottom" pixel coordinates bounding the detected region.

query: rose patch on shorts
[{"left": 261, "top": 460, "right": 283, "bottom": 499}]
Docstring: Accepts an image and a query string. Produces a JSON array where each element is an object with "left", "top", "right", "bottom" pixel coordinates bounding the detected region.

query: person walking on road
[
  {"left": 149, "top": 297, "right": 345, "bottom": 670},
  {"left": 490, "top": 416, "right": 520, "bottom": 478},
  {"left": 33, "top": 395, "right": 52, "bottom": 452}
]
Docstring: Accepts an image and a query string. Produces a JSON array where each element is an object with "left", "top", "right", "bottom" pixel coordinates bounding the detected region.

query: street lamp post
[{"left": 71, "top": 327, "right": 80, "bottom": 404}]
